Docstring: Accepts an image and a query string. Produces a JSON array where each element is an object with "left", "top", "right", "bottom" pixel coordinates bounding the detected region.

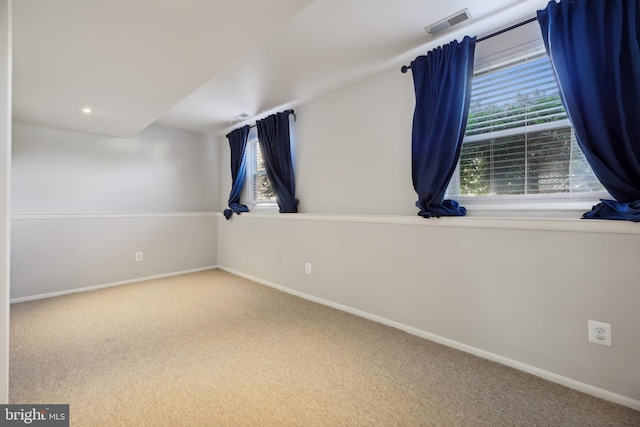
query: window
[
  {"left": 447, "top": 44, "right": 608, "bottom": 208},
  {"left": 245, "top": 131, "right": 277, "bottom": 208}
]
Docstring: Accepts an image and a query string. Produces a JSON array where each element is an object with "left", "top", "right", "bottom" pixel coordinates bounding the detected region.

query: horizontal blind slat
[{"left": 452, "top": 47, "right": 605, "bottom": 198}]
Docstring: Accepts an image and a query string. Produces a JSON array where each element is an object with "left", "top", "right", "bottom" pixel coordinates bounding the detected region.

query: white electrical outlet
[
  {"left": 588, "top": 320, "right": 612, "bottom": 347},
  {"left": 305, "top": 262, "right": 312, "bottom": 275},
  {"left": 135, "top": 252, "right": 144, "bottom": 262}
]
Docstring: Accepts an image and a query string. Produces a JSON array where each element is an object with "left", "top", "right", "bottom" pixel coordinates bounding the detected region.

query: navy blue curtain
[
  {"left": 223, "top": 125, "right": 250, "bottom": 220},
  {"left": 538, "top": 0, "right": 640, "bottom": 221},
  {"left": 256, "top": 110, "right": 299, "bottom": 213},
  {"left": 411, "top": 36, "right": 476, "bottom": 218}
]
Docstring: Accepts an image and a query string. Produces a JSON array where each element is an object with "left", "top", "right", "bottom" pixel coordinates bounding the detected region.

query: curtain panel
[
  {"left": 223, "top": 125, "right": 251, "bottom": 220},
  {"left": 256, "top": 110, "right": 299, "bottom": 213},
  {"left": 410, "top": 36, "right": 476, "bottom": 218},
  {"left": 538, "top": 0, "right": 640, "bottom": 221}
]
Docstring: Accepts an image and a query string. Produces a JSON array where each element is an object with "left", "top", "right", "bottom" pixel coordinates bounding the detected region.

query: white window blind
[
  {"left": 448, "top": 47, "right": 605, "bottom": 199},
  {"left": 245, "top": 137, "right": 276, "bottom": 207}
]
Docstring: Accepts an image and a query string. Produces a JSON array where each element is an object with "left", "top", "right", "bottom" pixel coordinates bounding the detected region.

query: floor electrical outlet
[{"left": 588, "top": 320, "right": 612, "bottom": 347}]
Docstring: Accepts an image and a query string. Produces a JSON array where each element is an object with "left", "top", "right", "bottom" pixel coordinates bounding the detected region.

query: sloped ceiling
[
  {"left": 12, "top": 0, "right": 314, "bottom": 138},
  {"left": 13, "top": 0, "right": 550, "bottom": 139}
]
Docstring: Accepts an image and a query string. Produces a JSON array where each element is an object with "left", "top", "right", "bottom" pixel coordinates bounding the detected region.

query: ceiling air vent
[{"left": 425, "top": 8, "right": 472, "bottom": 36}]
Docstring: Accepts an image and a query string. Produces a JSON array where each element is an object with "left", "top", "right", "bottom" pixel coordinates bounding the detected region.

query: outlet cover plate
[{"left": 588, "top": 320, "right": 612, "bottom": 347}]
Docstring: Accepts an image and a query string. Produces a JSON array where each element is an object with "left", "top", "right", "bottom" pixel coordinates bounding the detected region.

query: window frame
[
  {"left": 243, "top": 130, "right": 278, "bottom": 211},
  {"left": 445, "top": 41, "right": 610, "bottom": 214}
]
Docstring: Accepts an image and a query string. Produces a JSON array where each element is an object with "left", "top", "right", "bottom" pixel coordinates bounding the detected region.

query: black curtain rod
[
  {"left": 248, "top": 110, "right": 296, "bottom": 129},
  {"left": 400, "top": 16, "right": 538, "bottom": 73}
]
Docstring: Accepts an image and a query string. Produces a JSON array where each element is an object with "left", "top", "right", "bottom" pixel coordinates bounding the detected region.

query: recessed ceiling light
[{"left": 82, "top": 107, "right": 92, "bottom": 114}]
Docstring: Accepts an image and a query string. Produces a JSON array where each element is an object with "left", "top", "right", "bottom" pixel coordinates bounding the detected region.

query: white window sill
[
  {"left": 248, "top": 203, "right": 279, "bottom": 212},
  {"left": 459, "top": 204, "right": 596, "bottom": 220},
  {"left": 219, "top": 211, "right": 639, "bottom": 235}
]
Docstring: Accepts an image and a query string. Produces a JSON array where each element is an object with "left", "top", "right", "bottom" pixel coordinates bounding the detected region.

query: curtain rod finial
[{"left": 401, "top": 65, "right": 410, "bottom": 73}]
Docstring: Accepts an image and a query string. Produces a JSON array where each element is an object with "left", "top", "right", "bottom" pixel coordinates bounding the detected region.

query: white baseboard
[
  {"left": 10, "top": 266, "right": 219, "bottom": 303},
  {"left": 217, "top": 265, "right": 640, "bottom": 412}
]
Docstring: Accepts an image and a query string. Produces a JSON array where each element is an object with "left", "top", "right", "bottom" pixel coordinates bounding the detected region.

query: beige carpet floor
[{"left": 9, "top": 269, "right": 640, "bottom": 426}]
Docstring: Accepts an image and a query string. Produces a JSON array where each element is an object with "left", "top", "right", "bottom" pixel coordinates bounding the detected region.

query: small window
[
  {"left": 245, "top": 132, "right": 277, "bottom": 209},
  {"left": 447, "top": 45, "right": 608, "bottom": 209}
]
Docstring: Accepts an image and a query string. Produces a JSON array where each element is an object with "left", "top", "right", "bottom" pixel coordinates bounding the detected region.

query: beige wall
[
  {"left": 13, "top": 122, "right": 219, "bottom": 214},
  {"left": 216, "top": 59, "right": 640, "bottom": 408},
  {"left": 11, "top": 214, "right": 216, "bottom": 300},
  {"left": 10, "top": 122, "right": 219, "bottom": 300},
  {"left": 0, "top": 0, "right": 10, "bottom": 404},
  {"left": 217, "top": 214, "right": 640, "bottom": 407}
]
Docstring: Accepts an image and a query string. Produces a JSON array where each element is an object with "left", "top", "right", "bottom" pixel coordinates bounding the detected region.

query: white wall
[
  {"left": 218, "top": 68, "right": 418, "bottom": 214},
  {"left": 217, "top": 65, "right": 640, "bottom": 408},
  {"left": 13, "top": 122, "right": 219, "bottom": 214},
  {"left": 0, "top": 0, "right": 10, "bottom": 405},
  {"left": 218, "top": 215, "right": 640, "bottom": 406},
  {"left": 11, "top": 214, "right": 216, "bottom": 300},
  {"left": 11, "top": 122, "right": 220, "bottom": 299},
  {"left": 295, "top": 69, "right": 416, "bottom": 215}
]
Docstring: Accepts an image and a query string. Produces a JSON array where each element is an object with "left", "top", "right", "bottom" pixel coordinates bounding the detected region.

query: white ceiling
[{"left": 12, "top": 0, "right": 551, "bottom": 139}]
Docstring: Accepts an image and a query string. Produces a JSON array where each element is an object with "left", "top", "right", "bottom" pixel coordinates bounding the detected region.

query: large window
[
  {"left": 245, "top": 132, "right": 277, "bottom": 208},
  {"left": 447, "top": 45, "right": 607, "bottom": 207}
]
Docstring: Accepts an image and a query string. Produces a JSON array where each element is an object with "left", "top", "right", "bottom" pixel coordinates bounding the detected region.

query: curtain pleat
[
  {"left": 410, "top": 36, "right": 476, "bottom": 217},
  {"left": 256, "top": 110, "right": 299, "bottom": 213},
  {"left": 224, "top": 125, "right": 250, "bottom": 220},
  {"left": 538, "top": 0, "right": 640, "bottom": 221}
]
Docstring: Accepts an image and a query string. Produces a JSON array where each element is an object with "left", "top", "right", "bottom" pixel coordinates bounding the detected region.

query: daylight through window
[
  {"left": 447, "top": 46, "right": 605, "bottom": 201},
  {"left": 246, "top": 135, "right": 276, "bottom": 207}
]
